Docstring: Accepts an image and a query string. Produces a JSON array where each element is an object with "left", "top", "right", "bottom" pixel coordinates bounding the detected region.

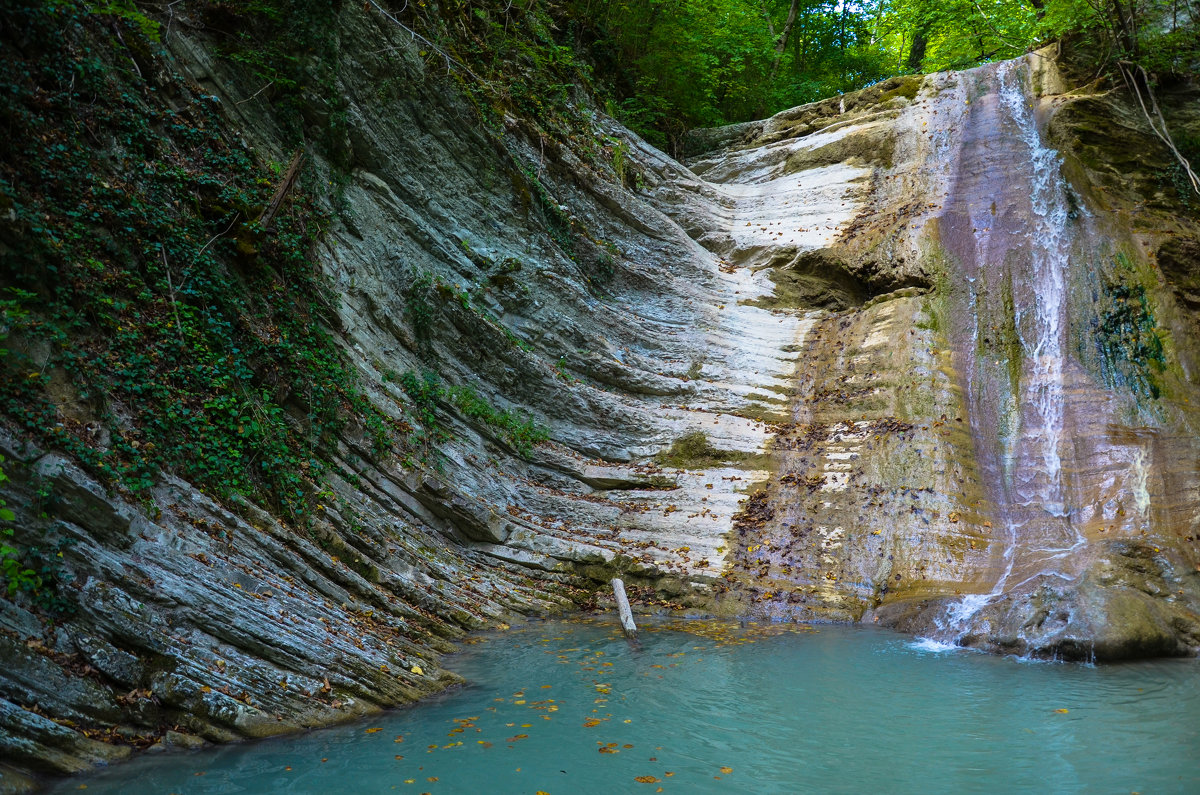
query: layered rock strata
[{"left": 2, "top": 7, "right": 1199, "bottom": 789}]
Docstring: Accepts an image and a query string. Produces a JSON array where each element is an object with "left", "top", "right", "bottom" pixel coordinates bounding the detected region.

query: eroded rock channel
[{"left": 2, "top": 7, "right": 1199, "bottom": 789}]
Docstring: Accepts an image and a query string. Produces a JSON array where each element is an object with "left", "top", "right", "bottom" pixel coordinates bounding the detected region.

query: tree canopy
[{"left": 566, "top": 0, "right": 1198, "bottom": 147}]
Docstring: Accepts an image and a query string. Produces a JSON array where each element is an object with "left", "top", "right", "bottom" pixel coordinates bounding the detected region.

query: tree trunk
[
  {"left": 1109, "top": 0, "right": 1139, "bottom": 57},
  {"left": 907, "top": 26, "right": 929, "bottom": 72},
  {"left": 769, "top": 0, "right": 802, "bottom": 81}
]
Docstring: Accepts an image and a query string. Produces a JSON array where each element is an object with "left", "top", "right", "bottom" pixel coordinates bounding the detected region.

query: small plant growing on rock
[{"left": 655, "top": 430, "right": 747, "bottom": 469}]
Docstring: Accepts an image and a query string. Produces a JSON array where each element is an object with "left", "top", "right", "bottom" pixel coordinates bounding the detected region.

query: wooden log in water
[{"left": 611, "top": 578, "right": 637, "bottom": 638}]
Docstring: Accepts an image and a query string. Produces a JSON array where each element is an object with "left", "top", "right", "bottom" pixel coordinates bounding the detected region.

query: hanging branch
[
  {"left": 364, "top": 0, "right": 488, "bottom": 85},
  {"left": 1117, "top": 60, "right": 1200, "bottom": 196},
  {"left": 970, "top": 1, "right": 1049, "bottom": 58}
]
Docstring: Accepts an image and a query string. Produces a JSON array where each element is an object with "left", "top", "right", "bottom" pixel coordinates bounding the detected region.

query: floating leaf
[
  {"left": 634, "top": 776, "right": 660, "bottom": 783},
  {"left": 720, "top": 766, "right": 733, "bottom": 774},
  {"left": 1054, "top": 708, "right": 1069, "bottom": 714},
  {"left": 365, "top": 728, "right": 383, "bottom": 734}
]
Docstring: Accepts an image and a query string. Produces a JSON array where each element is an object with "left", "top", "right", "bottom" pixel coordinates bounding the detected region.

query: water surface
[{"left": 60, "top": 619, "right": 1199, "bottom": 794}]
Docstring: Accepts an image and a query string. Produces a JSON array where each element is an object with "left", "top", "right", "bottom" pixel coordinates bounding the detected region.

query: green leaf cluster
[
  {"left": 0, "top": 2, "right": 394, "bottom": 525},
  {"left": 563, "top": 0, "right": 1197, "bottom": 148},
  {"left": 398, "top": 371, "right": 549, "bottom": 460}
]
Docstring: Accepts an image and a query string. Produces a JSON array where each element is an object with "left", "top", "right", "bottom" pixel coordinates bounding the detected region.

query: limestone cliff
[{"left": 1, "top": 4, "right": 1199, "bottom": 792}]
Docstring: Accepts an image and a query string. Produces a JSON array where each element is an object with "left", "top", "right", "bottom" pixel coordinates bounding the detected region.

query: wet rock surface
[{"left": 2, "top": 9, "right": 1200, "bottom": 790}]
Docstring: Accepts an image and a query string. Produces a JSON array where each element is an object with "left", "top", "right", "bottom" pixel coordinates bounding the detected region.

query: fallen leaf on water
[
  {"left": 1054, "top": 709, "right": 1069, "bottom": 714},
  {"left": 720, "top": 766, "right": 733, "bottom": 774},
  {"left": 634, "top": 776, "right": 660, "bottom": 783},
  {"left": 365, "top": 728, "right": 383, "bottom": 734}
]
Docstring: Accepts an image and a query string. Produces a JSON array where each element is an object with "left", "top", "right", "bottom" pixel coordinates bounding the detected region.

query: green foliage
[
  {"left": 570, "top": 0, "right": 897, "bottom": 146},
  {"left": 521, "top": 166, "right": 576, "bottom": 256},
  {"left": 655, "top": 430, "right": 750, "bottom": 468},
  {"left": 398, "top": 371, "right": 548, "bottom": 459},
  {"left": 393, "top": 0, "right": 594, "bottom": 144},
  {"left": 0, "top": 2, "right": 393, "bottom": 525},
  {"left": 0, "top": 458, "right": 76, "bottom": 614},
  {"left": 196, "top": 0, "right": 348, "bottom": 156},
  {"left": 554, "top": 355, "right": 578, "bottom": 383},
  {"left": 405, "top": 271, "right": 438, "bottom": 344},
  {"left": 1095, "top": 254, "right": 1166, "bottom": 399},
  {"left": 565, "top": 0, "right": 1195, "bottom": 148},
  {"left": 1168, "top": 132, "right": 1200, "bottom": 210},
  {"left": 447, "top": 383, "right": 549, "bottom": 458}
]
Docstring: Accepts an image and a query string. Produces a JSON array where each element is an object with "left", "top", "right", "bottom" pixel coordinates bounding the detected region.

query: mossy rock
[{"left": 655, "top": 431, "right": 753, "bottom": 469}]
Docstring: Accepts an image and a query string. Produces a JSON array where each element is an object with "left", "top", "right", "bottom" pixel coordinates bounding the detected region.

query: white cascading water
[
  {"left": 941, "top": 59, "right": 1084, "bottom": 636},
  {"left": 997, "top": 60, "right": 1069, "bottom": 520}
]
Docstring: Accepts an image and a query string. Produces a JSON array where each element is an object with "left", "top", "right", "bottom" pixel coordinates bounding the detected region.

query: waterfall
[
  {"left": 996, "top": 61, "right": 1070, "bottom": 520},
  {"left": 939, "top": 58, "right": 1086, "bottom": 638}
]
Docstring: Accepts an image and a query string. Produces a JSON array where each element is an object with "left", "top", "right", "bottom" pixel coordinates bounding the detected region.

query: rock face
[
  {"left": 2, "top": 6, "right": 1199, "bottom": 789},
  {"left": 693, "top": 52, "right": 1200, "bottom": 660}
]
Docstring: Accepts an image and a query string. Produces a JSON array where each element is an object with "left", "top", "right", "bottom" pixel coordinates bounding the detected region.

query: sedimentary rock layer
[{"left": 2, "top": 7, "right": 1199, "bottom": 789}]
